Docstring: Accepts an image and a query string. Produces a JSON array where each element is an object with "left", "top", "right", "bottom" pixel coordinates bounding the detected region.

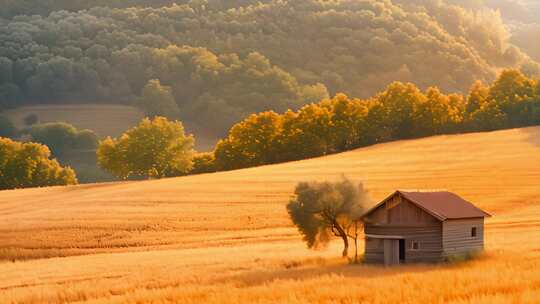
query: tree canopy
[
  {"left": 29, "top": 122, "right": 99, "bottom": 156},
  {"left": 287, "top": 178, "right": 370, "bottom": 258},
  {"left": 0, "top": 137, "right": 78, "bottom": 190},
  {"left": 97, "top": 116, "right": 195, "bottom": 179},
  {"left": 1, "top": 0, "right": 538, "bottom": 138},
  {"left": 214, "top": 69, "right": 540, "bottom": 171}
]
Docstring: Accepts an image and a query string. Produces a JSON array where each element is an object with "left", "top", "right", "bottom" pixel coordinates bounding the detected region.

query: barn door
[{"left": 383, "top": 239, "right": 400, "bottom": 266}]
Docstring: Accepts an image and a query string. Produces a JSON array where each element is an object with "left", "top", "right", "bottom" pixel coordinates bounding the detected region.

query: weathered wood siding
[
  {"left": 364, "top": 195, "right": 444, "bottom": 263},
  {"left": 364, "top": 224, "right": 443, "bottom": 263},
  {"left": 442, "top": 218, "right": 484, "bottom": 257},
  {"left": 364, "top": 194, "right": 439, "bottom": 225}
]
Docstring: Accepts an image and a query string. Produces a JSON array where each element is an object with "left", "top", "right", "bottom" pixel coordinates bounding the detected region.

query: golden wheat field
[{"left": 1, "top": 127, "right": 540, "bottom": 303}]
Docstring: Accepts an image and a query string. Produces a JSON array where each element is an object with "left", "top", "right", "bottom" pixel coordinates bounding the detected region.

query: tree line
[
  {"left": 1, "top": 0, "right": 539, "bottom": 138},
  {"left": 0, "top": 69, "right": 539, "bottom": 189},
  {"left": 214, "top": 70, "right": 540, "bottom": 170}
]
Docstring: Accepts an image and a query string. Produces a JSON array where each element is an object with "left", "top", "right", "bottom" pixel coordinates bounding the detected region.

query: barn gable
[
  {"left": 363, "top": 192, "right": 439, "bottom": 225},
  {"left": 362, "top": 190, "right": 491, "bottom": 223}
]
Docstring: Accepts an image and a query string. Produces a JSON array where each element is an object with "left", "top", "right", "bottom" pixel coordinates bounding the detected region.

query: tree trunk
[
  {"left": 334, "top": 223, "right": 349, "bottom": 257},
  {"left": 354, "top": 221, "right": 359, "bottom": 263}
]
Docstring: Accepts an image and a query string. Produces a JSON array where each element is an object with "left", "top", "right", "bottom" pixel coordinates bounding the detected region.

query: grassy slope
[
  {"left": 1, "top": 127, "right": 540, "bottom": 303},
  {"left": 3, "top": 104, "right": 145, "bottom": 138},
  {"left": 2, "top": 104, "right": 218, "bottom": 151}
]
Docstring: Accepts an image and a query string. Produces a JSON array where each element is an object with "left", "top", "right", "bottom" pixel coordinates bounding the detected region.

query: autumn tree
[
  {"left": 214, "top": 111, "right": 282, "bottom": 170},
  {"left": 374, "top": 82, "right": 426, "bottom": 139},
  {"left": 283, "top": 103, "right": 335, "bottom": 159},
  {"left": 414, "top": 87, "right": 464, "bottom": 136},
  {"left": 97, "top": 117, "right": 194, "bottom": 179},
  {"left": 190, "top": 152, "right": 217, "bottom": 174},
  {"left": 488, "top": 70, "right": 537, "bottom": 126},
  {"left": 287, "top": 178, "right": 370, "bottom": 258},
  {"left": 0, "top": 137, "right": 78, "bottom": 190},
  {"left": 325, "top": 94, "right": 369, "bottom": 150}
]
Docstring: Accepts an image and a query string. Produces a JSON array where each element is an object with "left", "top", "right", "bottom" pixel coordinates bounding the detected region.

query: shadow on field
[{"left": 225, "top": 257, "right": 476, "bottom": 287}]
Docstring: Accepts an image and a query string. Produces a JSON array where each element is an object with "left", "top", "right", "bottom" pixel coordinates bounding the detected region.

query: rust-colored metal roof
[
  {"left": 362, "top": 190, "right": 491, "bottom": 221},
  {"left": 398, "top": 191, "right": 491, "bottom": 220}
]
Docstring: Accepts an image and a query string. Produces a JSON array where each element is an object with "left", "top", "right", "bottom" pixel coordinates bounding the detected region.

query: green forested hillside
[{"left": 0, "top": 0, "right": 539, "bottom": 136}]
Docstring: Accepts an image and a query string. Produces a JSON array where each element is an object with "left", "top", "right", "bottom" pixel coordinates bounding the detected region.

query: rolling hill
[
  {"left": 2, "top": 104, "right": 218, "bottom": 151},
  {"left": 3, "top": 104, "right": 145, "bottom": 138},
  {"left": 1, "top": 127, "right": 540, "bottom": 303}
]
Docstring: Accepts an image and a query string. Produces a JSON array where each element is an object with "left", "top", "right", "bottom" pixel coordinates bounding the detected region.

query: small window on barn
[
  {"left": 471, "top": 227, "right": 478, "bottom": 238},
  {"left": 410, "top": 240, "right": 420, "bottom": 250}
]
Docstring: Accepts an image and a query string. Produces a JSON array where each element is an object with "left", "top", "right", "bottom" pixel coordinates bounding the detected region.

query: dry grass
[
  {"left": 2, "top": 104, "right": 218, "bottom": 150},
  {"left": 1, "top": 127, "right": 540, "bottom": 303},
  {"left": 2, "top": 104, "right": 144, "bottom": 138}
]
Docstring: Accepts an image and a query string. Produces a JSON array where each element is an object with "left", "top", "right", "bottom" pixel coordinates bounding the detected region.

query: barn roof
[{"left": 362, "top": 190, "right": 491, "bottom": 221}]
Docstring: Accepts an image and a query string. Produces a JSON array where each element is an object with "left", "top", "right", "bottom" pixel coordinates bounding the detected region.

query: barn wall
[
  {"left": 364, "top": 224, "right": 443, "bottom": 263},
  {"left": 442, "top": 218, "right": 484, "bottom": 257}
]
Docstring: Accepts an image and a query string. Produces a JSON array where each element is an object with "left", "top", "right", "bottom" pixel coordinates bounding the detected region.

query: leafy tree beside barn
[{"left": 287, "top": 178, "right": 370, "bottom": 261}]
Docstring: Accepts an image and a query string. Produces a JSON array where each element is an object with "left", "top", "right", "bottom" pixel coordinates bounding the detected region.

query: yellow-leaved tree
[
  {"left": 97, "top": 117, "right": 194, "bottom": 179},
  {"left": 0, "top": 137, "right": 77, "bottom": 190}
]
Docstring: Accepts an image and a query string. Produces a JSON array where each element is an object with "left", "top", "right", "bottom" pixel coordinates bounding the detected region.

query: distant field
[
  {"left": 2, "top": 104, "right": 217, "bottom": 151},
  {"left": 2, "top": 104, "right": 145, "bottom": 138},
  {"left": 0, "top": 127, "right": 539, "bottom": 303}
]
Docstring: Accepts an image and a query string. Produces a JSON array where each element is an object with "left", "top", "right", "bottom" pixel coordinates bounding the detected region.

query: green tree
[
  {"left": 138, "top": 79, "right": 181, "bottom": 119},
  {"left": 72, "top": 129, "right": 99, "bottom": 150},
  {"left": 97, "top": 116, "right": 195, "bottom": 179},
  {"left": 29, "top": 122, "right": 78, "bottom": 156},
  {"left": 0, "top": 137, "right": 77, "bottom": 190},
  {"left": 287, "top": 178, "right": 370, "bottom": 258},
  {"left": 0, "top": 116, "right": 17, "bottom": 138}
]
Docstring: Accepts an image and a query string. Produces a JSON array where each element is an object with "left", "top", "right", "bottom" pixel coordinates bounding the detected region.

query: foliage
[
  {"left": 72, "top": 130, "right": 99, "bottom": 150},
  {"left": 0, "top": 116, "right": 16, "bottom": 138},
  {"left": 214, "top": 70, "right": 540, "bottom": 171},
  {"left": 287, "top": 178, "right": 369, "bottom": 257},
  {"left": 97, "top": 116, "right": 195, "bottom": 179},
  {"left": 0, "top": 137, "right": 77, "bottom": 190},
  {"left": 138, "top": 79, "right": 180, "bottom": 119},
  {"left": 190, "top": 152, "right": 217, "bottom": 174},
  {"left": 29, "top": 122, "right": 100, "bottom": 155},
  {"left": 214, "top": 112, "right": 282, "bottom": 170},
  {"left": 29, "top": 123, "right": 78, "bottom": 156},
  {"left": 0, "top": 0, "right": 537, "bottom": 137}
]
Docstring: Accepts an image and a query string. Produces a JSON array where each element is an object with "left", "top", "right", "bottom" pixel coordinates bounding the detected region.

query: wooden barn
[{"left": 361, "top": 190, "right": 491, "bottom": 265}]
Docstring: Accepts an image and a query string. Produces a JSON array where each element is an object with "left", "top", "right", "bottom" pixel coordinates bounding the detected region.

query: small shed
[{"left": 361, "top": 190, "right": 491, "bottom": 265}]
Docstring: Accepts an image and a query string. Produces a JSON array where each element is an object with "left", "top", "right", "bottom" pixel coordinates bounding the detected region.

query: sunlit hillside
[{"left": 1, "top": 127, "right": 540, "bottom": 303}]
